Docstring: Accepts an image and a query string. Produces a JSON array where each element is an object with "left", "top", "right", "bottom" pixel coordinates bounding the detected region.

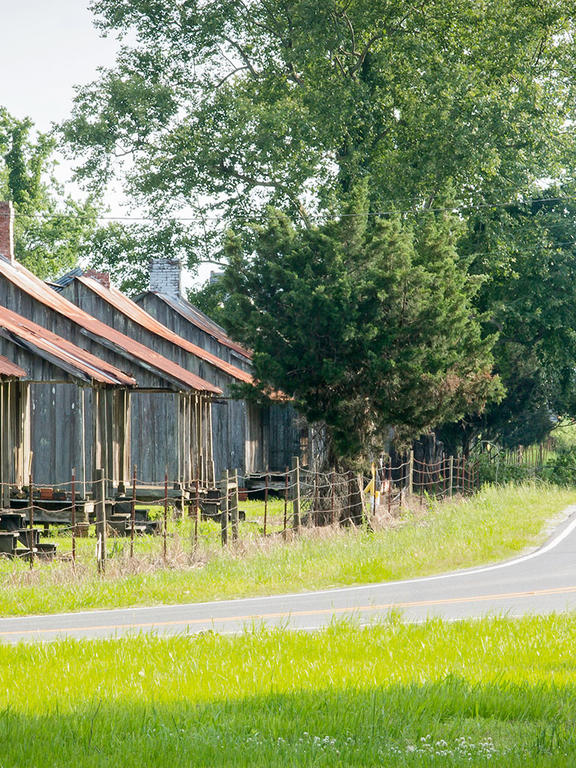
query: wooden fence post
[
  {"left": 449, "top": 456, "right": 454, "bottom": 498},
  {"left": 331, "top": 470, "right": 336, "bottom": 526},
  {"left": 291, "top": 456, "right": 301, "bottom": 532},
  {"left": 220, "top": 470, "right": 229, "bottom": 547},
  {"left": 231, "top": 469, "right": 239, "bottom": 542},
  {"left": 163, "top": 470, "right": 169, "bottom": 561},
  {"left": 193, "top": 476, "right": 200, "bottom": 550},
  {"left": 371, "top": 463, "right": 377, "bottom": 520},
  {"left": 263, "top": 472, "right": 269, "bottom": 536},
  {"left": 283, "top": 467, "right": 289, "bottom": 538},
  {"left": 408, "top": 450, "right": 414, "bottom": 496},
  {"left": 95, "top": 467, "right": 106, "bottom": 573}
]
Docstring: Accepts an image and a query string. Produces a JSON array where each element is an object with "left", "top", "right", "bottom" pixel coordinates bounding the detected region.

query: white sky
[
  {"left": 0, "top": 1, "right": 209, "bottom": 285},
  {"left": 0, "top": 0, "right": 119, "bottom": 131}
]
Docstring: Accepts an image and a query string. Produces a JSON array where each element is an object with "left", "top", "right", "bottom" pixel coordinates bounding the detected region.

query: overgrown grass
[
  {"left": 0, "top": 483, "right": 573, "bottom": 617},
  {"left": 2, "top": 616, "right": 576, "bottom": 765}
]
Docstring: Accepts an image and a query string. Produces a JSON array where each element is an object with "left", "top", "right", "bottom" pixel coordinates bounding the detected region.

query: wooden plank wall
[{"left": 0, "top": 380, "right": 29, "bottom": 503}]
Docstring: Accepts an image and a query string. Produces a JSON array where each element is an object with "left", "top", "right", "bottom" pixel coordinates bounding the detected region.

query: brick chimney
[
  {"left": 0, "top": 201, "right": 14, "bottom": 261},
  {"left": 149, "top": 259, "right": 183, "bottom": 297},
  {"left": 85, "top": 269, "right": 111, "bottom": 289}
]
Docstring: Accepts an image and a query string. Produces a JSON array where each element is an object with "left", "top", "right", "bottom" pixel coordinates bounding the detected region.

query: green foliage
[
  {"left": 222, "top": 204, "right": 501, "bottom": 460},
  {"left": 0, "top": 108, "right": 99, "bottom": 278},
  {"left": 551, "top": 421, "right": 576, "bottom": 454},
  {"left": 187, "top": 274, "right": 229, "bottom": 327},
  {"left": 60, "top": 1, "right": 576, "bottom": 450},
  {"left": 542, "top": 450, "right": 576, "bottom": 486},
  {"left": 64, "top": 0, "right": 576, "bottom": 225},
  {"left": 87, "top": 220, "right": 210, "bottom": 295},
  {"left": 440, "top": 189, "right": 576, "bottom": 449}
]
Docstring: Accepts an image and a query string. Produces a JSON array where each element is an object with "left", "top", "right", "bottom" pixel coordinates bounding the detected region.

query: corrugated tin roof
[
  {"left": 77, "top": 276, "right": 254, "bottom": 385},
  {"left": 0, "top": 306, "right": 136, "bottom": 386},
  {"left": 151, "top": 292, "right": 252, "bottom": 361},
  {"left": 0, "top": 257, "right": 221, "bottom": 394},
  {"left": 0, "top": 354, "right": 26, "bottom": 378}
]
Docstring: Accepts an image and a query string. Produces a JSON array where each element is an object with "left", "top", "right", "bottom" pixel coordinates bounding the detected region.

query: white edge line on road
[{"left": 2, "top": 505, "right": 576, "bottom": 625}]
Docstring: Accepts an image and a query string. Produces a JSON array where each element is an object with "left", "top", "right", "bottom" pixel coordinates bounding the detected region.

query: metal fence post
[
  {"left": 95, "top": 467, "right": 106, "bottom": 573},
  {"left": 292, "top": 456, "right": 301, "bottom": 532},
  {"left": 408, "top": 450, "right": 414, "bottom": 496},
  {"left": 449, "top": 455, "right": 454, "bottom": 498},
  {"left": 220, "top": 470, "right": 229, "bottom": 546},
  {"left": 231, "top": 469, "right": 239, "bottom": 542}
]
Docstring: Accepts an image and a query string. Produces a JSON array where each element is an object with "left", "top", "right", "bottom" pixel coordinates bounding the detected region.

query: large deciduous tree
[
  {"left": 61, "top": 0, "right": 576, "bottom": 452},
  {"left": 0, "top": 109, "right": 99, "bottom": 278},
  {"left": 64, "top": 1, "right": 576, "bottom": 223}
]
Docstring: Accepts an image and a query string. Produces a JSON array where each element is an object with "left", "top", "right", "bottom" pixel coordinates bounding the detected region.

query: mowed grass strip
[
  {"left": 2, "top": 616, "right": 576, "bottom": 766},
  {"left": 0, "top": 483, "right": 573, "bottom": 617}
]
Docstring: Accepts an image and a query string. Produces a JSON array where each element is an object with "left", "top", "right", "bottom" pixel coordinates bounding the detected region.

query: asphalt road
[{"left": 2, "top": 505, "right": 576, "bottom": 644}]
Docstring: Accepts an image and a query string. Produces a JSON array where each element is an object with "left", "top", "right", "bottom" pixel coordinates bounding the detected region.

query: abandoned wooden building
[
  {"left": 0, "top": 353, "right": 27, "bottom": 505},
  {"left": 0, "top": 202, "right": 220, "bottom": 490},
  {"left": 135, "top": 260, "right": 304, "bottom": 474},
  {"left": 0, "top": 305, "right": 136, "bottom": 499},
  {"left": 54, "top": 266, "right": 298, "bottom": 479}
]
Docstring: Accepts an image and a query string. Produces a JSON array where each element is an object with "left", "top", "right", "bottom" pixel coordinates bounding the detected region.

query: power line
[{"left": 12, "top": 194, "right": 576, "bottom": 223}]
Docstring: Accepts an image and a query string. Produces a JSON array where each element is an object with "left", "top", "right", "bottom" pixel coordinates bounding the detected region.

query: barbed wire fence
[
  {"left": 0, "top": 450, "right": 484, "bottom": 571},
  {"left": 0, "top": 441, "right": 570, "bottom": 572}
]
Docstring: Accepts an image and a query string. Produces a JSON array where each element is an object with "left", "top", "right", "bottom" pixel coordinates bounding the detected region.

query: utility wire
[{"left": 9, "top": 194, "right": 576, "bottom": 224}]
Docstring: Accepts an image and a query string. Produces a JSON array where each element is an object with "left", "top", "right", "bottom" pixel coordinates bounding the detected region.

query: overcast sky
[
  {"left": 0, "top": 1, "right": 209, "bottom": 285},
  {"left": 1, "top": 0, "right": 118, "bottom": 131}
]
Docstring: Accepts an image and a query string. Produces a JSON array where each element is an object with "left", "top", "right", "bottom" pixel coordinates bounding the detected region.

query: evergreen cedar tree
[
  {"left": 221, "top": 206, "right": 501, "bottom": 462},
  {"left": 60, "top": 0, "right": 576, "bottom": 453}
]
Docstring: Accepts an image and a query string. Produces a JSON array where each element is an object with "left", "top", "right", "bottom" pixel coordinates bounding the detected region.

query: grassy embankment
[
  {"left": 0, "top": 483, "right": 573, "bottom": 617},
  {"left": 2, "top": 616, "right": 576, "bottom": 766}
]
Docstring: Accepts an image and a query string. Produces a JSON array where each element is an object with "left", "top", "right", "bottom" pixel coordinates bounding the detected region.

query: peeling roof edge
[
  {"left": 0, "top": 354, "right": 26, "bottom": 378},
  {"left": 0, "top": 306, "right": 137, "bottom": 387},
  {"left": 0, "top": 258, "right": 220, "bottom": 394},
  {"left": 144, "top": 291, "right": 253, "bottom": 361},
  {"left": 76, "top": 276, "right": 253, "bottom": 385}
]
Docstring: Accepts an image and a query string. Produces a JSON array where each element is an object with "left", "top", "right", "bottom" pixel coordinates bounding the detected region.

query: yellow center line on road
[{"left": 2, "top": 584, "right": 576, "bottom": 637}]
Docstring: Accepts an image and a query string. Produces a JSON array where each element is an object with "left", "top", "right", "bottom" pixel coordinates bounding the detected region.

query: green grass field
[
  {"left": 0, "top": 483, "right": 573, "bottom": 617},
  {"left": 1, "top": 616, "right": 576, "bottom": 766}
]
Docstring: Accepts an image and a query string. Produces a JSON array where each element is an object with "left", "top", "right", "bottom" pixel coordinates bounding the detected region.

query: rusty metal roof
[
  {"left": 78, "top": 276, "right": 254, "bottom": 385},
  {"left": 0, "top": 354, "right": 26, "bottom": 378},
  {"left": 0, "top": 257, "right": 221, "bottom": 394},
  {"left": 149, "top": 292, "right": 252, "bottom": 361},
  {"left": 0, "top": 305, "right": 137, "bottom": 386}
]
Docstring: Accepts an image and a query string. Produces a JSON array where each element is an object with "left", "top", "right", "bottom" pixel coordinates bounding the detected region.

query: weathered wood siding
[
  {"left": 136, "top": 292, "right": 303, "bottom": 474},
  {"left": 62, "top": 282, "right": 249, "bottom": 480}
]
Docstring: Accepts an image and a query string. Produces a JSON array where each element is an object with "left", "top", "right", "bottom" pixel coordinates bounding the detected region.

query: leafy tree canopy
[
  {"left": 61, "top": 1, "right": 576, "bottom": 451},
  {"left": 438, "top": 187, "right": 576, "bottom": 450},
  {"left": 0, "top": 108, "right": 99, "bottom": 278},
  {"left": 64, "top": 0, "right": 576, "bottom": 224}
]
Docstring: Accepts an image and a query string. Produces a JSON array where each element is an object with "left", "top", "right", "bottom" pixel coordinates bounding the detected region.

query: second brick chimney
[
  {"left": 0, "top": 201, "right": 14, "bottom": 261},
  {"left": 85, "top": 269, "right": 111, "bottom": 289},
  {"left": 149, "top": 259, "right": 183, "bottom": 298}
]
